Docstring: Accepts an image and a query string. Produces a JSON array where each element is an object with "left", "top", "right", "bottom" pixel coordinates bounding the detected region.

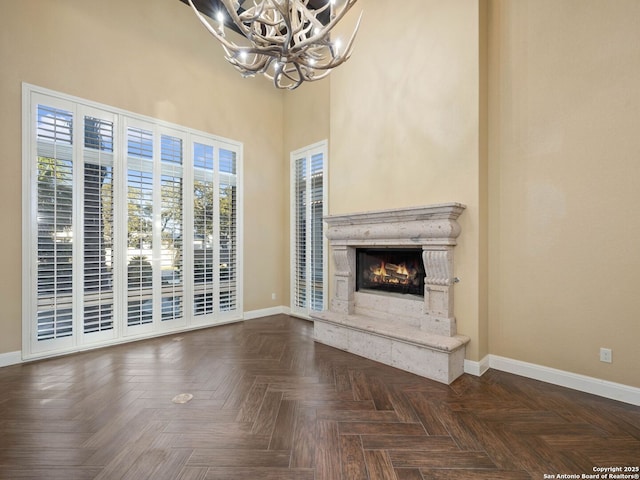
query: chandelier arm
[
  {"left": 276, "top": 67, "right": 304, "bottom": 90},
  {"left": 282, "top": 6, "right": 362, "bottom": 80},
  {"left": 297, "top": 3, "right": 325, "bottom": 32},
  {"left": 289, "top": 5, "right": 319, "bottom": 48},
  {"left": 187, "top": 0, "right": 276, "bottom": 57},
  {"left": 282, "top": 61, "right": 303, "bottom": 82},
  {"left": 239, "top": 4, "right": 281, "bottom": 28},
  {"left": 219, "top": 0, "right": 269, "bottom": 38},
  {"left": 325, "top": 10, "right": 362, "bottom": 63},
  {"left": 226, "top": 51, "right": 267, "bottom": 69},
  {"left": 243, "top": 13, "right": 288, "bottom": 49},
  {"left": 309, "top": 10, "right": 362, "bottom": 69},
  {"left": 187, "top": 0, "right": 235, "bottom": 47},
  {"left": 273, "top": 0, "right": 295, "bottom": 56},
  {"left": 186, "top": 0, "right": 282, "bottom": 61},
  {"left": 290, "top": 0, "right": 359, "bottom": 52},
  {"left": 308, "top": 0, "right": 331, "bottom": 17},
  {"left": 289, "top": 23, "right": 307, "bottom": 53},
  {"left": 226, "top": 41, "right": 285, "bottom": 58}
]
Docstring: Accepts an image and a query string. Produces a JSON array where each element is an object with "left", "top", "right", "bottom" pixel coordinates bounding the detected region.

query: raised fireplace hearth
[{"left": 311, "top": 203, "right": 470, "bottom": 384}]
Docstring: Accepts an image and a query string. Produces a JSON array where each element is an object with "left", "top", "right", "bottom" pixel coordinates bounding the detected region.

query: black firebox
[{"left": 356, "top": 248, "right": 425, "bottom": 296}]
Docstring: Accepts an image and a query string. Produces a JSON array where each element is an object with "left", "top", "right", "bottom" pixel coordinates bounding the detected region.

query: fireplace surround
[{"left": 311, "top": 203, "right": 470, "bottom": 384}]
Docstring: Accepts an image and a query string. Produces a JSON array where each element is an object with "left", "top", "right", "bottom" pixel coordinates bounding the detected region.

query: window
[
  {"left": 22, "top": 85, "right": 242, "bottom": 358},
  {"left": 290, "top": 141, "right": 328, "bottom": 318}
]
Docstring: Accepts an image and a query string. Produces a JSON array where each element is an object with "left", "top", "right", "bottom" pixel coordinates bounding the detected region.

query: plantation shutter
[
  {"left": 35, "top": 105, "right": 75, "bottom": 344},
  {"left": 126, "top": 126, "right": 154, "bottom": 328},
  {"left": 293, "top": 157, "right": 307, "bottom": 310},
  {"left": 160, "top": 134, "right": 184, "bottom": 322},
  {"left": 193, "top": 142, "right": 215, "bottom": 316},
  {"left": 290, "top": 142, "right": 327, "bottom": 318},
  {"left": 309, "top": 153, "right": 325, "bottom": 312},
  {"left": 219, "top": 149, "right": 238, "bottom": 312},
  {"left": 82, "top": 115, "right": 115, "bottom": 336}
]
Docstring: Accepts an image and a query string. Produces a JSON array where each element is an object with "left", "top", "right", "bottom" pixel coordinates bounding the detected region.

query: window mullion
[
  {"left": 113, "top": 115, "right": 127, "bottom": 339},
  {"left": 152, "top": 128, "right": 162, "bottom": 327},
  {"left": 305, "top": 154, "right": 313, "bottom": 315},
  {"left": 72, "top": 105, "right": 83, "bottom": 347},
  {"left": 183, "top": 137, "right": 194, "bottom": 325},
  {"left": 213, "top": 146, "right": 221, "bottom": 313}
]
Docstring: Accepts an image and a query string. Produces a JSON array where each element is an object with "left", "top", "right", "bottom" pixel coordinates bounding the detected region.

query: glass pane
[
  {"left": 193, "top": 142, "right": 215, "bottom": 315},
  {"left": 36, "top": 105, "right": 74, "bottom": 341},
  {"left": 161, "top": 135, "right": 183, "bottom": 321},
  {"left": 292, "top": 151, "right": 325, "bottom": 313},
  {"left": 294, "top": 157, "right": 307, "bottom": 309},
  {"left": 310, "top": 153, "right": 324, "bottom": 312},
  {"left": 219, "top": 149, "right": 237, "bottom": 312},
  {"left": 127, "top": 127, "right": 154, "bottom": 327},
  {"left": 83, "top": 116, "right": 114, "bottom": 333}
]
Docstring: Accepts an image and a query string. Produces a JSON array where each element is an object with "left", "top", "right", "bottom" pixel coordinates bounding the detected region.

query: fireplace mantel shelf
[
  {"left": 325, "top": 203, "right": 466, "bottom": 224},
  {"left": 324, "top": 202, "right": 466, "bottom": 247}
]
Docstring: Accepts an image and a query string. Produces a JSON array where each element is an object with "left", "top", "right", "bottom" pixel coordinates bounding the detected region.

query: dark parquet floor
[{"left": 0, "top": 315, "right": 638, "bottom": 479}]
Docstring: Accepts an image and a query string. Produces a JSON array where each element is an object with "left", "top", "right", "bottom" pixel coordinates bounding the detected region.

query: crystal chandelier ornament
[{"left": 188, "top": 0, "right": 362, "bottom": 90}]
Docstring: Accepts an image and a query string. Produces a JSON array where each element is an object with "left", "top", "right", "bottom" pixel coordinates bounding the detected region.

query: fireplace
[
  {"left": 311, "top": 203, "right": 470, "bottom": 384},
  {"left": 356, "top": 248, "right": 424, "bottom": 296}
]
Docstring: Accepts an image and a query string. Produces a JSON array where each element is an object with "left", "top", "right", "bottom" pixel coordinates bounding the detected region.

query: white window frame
[
  {"left": 22, "top": 84, "right": 243, "bottom": 360},
  {"left": 289, "top": 140, "right": 328, "bottom": 319}
]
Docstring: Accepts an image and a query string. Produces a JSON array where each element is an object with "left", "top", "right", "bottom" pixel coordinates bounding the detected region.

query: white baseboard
[
  {"left": 465, "top": 354, "right": 640, "bottom": 406},
  {"left": 0, "top": 350, "right": 22, "bottom": 368},
  {"left": 243, "top": 306, "right": 288, "bottom": 320},
  {"left": 464, "top": 356, "right": 490, "bottom": 377}
]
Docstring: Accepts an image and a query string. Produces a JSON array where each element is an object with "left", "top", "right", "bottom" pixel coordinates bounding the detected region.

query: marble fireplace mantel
[{"left": 312, "top": 203, "right": 470, "bottom": 384}]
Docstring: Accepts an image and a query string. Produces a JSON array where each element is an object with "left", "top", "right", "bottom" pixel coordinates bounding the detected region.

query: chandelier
[{"left": 188, "top": 0, "right": 362, "bottom": 90}]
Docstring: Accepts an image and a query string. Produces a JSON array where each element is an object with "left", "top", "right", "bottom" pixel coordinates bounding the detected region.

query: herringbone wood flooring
[{"left": 0, "top": 315, "right": 638, "bottom": 479}]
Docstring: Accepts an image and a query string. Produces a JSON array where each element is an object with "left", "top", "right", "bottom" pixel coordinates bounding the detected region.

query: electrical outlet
[
  {"left": 271, "top": 293, "right": 277, "bottom": 300},
  {"left": 599, "top": 348, "right": 612, "bottom": 363}
]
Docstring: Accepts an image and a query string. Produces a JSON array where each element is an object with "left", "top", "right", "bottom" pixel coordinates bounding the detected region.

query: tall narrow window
[
  {"left": 160, "top": 134, "right": 183, "bottom": 322},
  {"left": 219, "top": 149, "right": 238, "bottom": 312},
  {"left": 193, "top": 142, "right": 215, "bottom": 316},
  {"left": 83, "top": 115, "right": 115, "bottom": 335},
  {"left": 126, "top": 126, "right": 154, "bottom": 328},
  {"left": 290, "top": 141, "right": 327, "bottom": 318},
  {"left": 23, "top": 85, "right": 242, "bottom": 359},
  {"left": 191, "top": 142, "right": 240, "bottom": 317},
  {"left": 36, "top": 105, "right": 74, "bottom": 343}
]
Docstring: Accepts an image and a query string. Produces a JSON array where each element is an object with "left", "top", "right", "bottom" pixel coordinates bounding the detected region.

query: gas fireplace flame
[{"left": 369, "top": 261, "right": 416, "bottom": 286}]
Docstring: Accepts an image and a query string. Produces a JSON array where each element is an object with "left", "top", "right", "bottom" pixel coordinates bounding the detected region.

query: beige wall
[
  {"left": 283, "top": 81, "right": 331, "bottom": 307},
  {"left": 2, "top": 0, "right": 638, "bottom": 389},
  {"left": 0, "top": 0, "right": 284, "bottom": 353},
  {"left": 488, "top": 0, "right": 640, "bottom": 387},
  {"left": 328, "top": 0, "right": 488, "bottom": 360}
]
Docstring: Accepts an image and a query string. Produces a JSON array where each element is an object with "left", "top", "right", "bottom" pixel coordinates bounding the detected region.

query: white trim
[
  {"left": 464, "top": 355, "right": 490, "bottom": 377},
  {"left": 243, "top": 306, "right": 288, "bottom": 320},
  {"left": 464, "top": 354, "right": 640, "bottom": 407},
  {"left": 0, "top": 351, "right": 22, "bottom": 368}
]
